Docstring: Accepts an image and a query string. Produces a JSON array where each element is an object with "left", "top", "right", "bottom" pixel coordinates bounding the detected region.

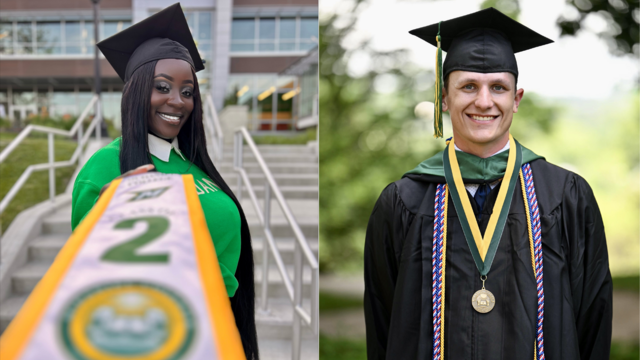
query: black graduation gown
[{"left": 363, "top": 158, "right": 612, "bottom": 360}]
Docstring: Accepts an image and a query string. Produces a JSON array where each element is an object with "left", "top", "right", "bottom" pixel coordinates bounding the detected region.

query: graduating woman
[{"left": 70, "top": 4, "right": 259, "bottom": 359}]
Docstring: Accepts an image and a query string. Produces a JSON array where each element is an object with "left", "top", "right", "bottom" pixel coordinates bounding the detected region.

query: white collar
[
  {"left": 454, "top": 140, "right": 510, "bottom": 157},
  {"left": 148, "top": 133, "right": 185, "bottom": 162}
]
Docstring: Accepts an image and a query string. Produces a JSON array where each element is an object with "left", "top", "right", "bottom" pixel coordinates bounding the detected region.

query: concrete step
[
  {"left": 11, "top": 261, "right": 52, "bottom": 295},
  {"left": 248, "top": 220, "right": 318, "bottom": 239},
  {"left": 256, "top": 298, "right": 315, "bottom": 339},
  {"left": 221, "top": 153, "right": 317, "bottom": 164},
  {"left": 0, "top": 294, "right": 28, "bottom": 334},
  {"left": 219, "top": 173, "right": 318, "bottom": 187},
  {"left": 254, "top": 265, "right": 312, "bottom": 298},
  {"left": 28, "top": 234, "right": 69, "bottom": 262},
  {"left": 229, "top": 185, "right": 318, "bottom": 200},
  {"left": 41, "top": 208, "right": 73, "bottom": 236},
  {"left": 253, "top": 237, "right": 319, "bottom": 264},
  {"left": 27, "top": 235, "right": 319, "bottom": 267},
  {"left": 9, "top": 260, "right": 312, "bottom": 305},
  {"left": 258, "top": 338, "right": 319, "bottom": 360},
  {"left": 223, "top": 145, "right": 315, "bottom": 155},
  {"left": 218, "top": 163, "right": 318, "bottom": 175}
]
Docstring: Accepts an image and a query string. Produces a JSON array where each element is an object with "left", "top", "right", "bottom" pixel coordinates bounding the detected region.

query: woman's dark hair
[{"left": 120, "top": 60, "right": 259, "bottom": 360}]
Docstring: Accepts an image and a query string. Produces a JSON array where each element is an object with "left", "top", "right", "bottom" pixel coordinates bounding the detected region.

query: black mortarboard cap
[
  {"left": 409, "top": 7, "right": 553, "bottom": 80},
  {"left": 409, "top": 8, "right": 553, "bottom": 138},
  {"left": 97, "top": 3, "right": 204, "bottom": 82}
]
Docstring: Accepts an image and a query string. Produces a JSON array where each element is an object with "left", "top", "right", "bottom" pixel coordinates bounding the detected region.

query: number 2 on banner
[{"left": 101, "top": 216, "right": 170, "bottom": 263}]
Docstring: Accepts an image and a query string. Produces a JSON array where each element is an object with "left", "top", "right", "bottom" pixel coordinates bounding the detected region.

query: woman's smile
[{"left": 157, "top": 111, "right": 183, "bottom": 125}]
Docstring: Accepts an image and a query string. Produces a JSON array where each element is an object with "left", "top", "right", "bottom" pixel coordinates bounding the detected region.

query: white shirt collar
[
  {"left": 454, "top": 140, "right": 510, "bottom": 157},
  {"left": 148, "top": 133, "right": 185, "bottom": 162}
]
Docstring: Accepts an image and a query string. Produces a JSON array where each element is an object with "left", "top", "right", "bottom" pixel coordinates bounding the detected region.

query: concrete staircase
[{"left": 0, "top": 143, "right": 319, "bottom": 359}]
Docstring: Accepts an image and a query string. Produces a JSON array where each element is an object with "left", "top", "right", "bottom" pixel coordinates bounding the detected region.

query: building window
[
  {"left": 0, "top": 19, "right": 131, "bottom": 56},
  {"left": 182, "top": 10, "right": 214, "bottom": 92},
  {"left": 36, "top": 22, "right": 62, "bottom": 54},
  {"left": 231, "top": 16, "right": 318, "bottom": 53},
  {"left": 226, "top": 74, "right": 309, "bottom": 132}
]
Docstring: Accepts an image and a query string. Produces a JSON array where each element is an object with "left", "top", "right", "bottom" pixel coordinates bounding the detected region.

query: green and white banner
[{"left": 1, "top": 173, "right": 244, "bottom": 360}]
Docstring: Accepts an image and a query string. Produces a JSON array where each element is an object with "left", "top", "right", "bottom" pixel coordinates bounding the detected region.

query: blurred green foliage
[
  {"left": 480, "top": 0, "right": 520, "bottom": 19},
  {"left": 613, "top": 275, "right": 640, "bottom": 292},
  {"left": 557, "top": 0, "right": 639, "bottom": 56},
  {"left": 320, "top": 292, "right": 363, "bottom": 312}
]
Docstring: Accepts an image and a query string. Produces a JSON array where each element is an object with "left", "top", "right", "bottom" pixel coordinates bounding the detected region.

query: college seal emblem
[{"left": 60, "top": 281, "right": 195, "bottom": 360}]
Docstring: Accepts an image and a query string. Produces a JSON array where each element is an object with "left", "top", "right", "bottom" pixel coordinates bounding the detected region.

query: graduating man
[{"left": 363, "top": 8, "right": 612, "bottom": 360}]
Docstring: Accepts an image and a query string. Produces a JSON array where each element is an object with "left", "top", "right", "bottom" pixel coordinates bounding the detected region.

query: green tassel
[{"left": 434, "top": 22, "right": 444, "bottom": 139}]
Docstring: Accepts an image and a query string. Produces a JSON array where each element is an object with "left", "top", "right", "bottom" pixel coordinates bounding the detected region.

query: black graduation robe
[{"left": 364, "top": 156, "right": 612, "bottom": 359}]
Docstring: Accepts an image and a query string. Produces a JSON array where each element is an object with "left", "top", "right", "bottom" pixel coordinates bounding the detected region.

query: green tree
[{"left": 557, "top": 0, "right": 639, "bottom": 56}]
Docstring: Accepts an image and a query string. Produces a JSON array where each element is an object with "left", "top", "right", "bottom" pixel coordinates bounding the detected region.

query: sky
[{"left": 320, "top": 0, "right": 639, "bottom": 100}]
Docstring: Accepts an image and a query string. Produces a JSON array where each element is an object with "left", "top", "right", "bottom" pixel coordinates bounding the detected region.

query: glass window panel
[
  {"left": 103, "top": 20, "right": 128, "bottom": 40},
  {"left": 198, "top": 12, "right": 211, "bottom": 40},
  {"left": 279, "top": 40, "right": 296, "bottom": 51},
  {"left": 83, "top": 21, "right": 94, "bottom": 46},
  {"left": 232, "top": 18, "right": 255, "bottom": 40},
  {"left": 36, "top": 22, "right": 61, "bottom": 54},
  {"left": 1, "top": 22, "right": 13, "bottom": 42},
  {"left": 14, "top": 91, "right": 36, "bottom": 105},
  {"left": 36, "top": 22, "right": 60, "bottom": 43},
  {"left": 15, "top": 43, "right": 33, "bottom": 54},
  {"left": 300, "top": 17, "right": 318, "bottom": 40},
  {"left": 65, "top": 21, "right": 81, "bottom": 45},
  {"left": 279, "top": 18, "right": 296, "bottom": 39},
  {"left": 198, "top": 41, "right": 211, "bottom": 53},
  {"left": 259, "top": 18, "right": 275, "bottom": 40},
  {"left": 231, "top": 43, "right": 254, "bottom": 52},
  {"left": 16, "top": 22, "right": 32, "bottom": 43},
  {"left": 258, "top": 42, "right": 275, "bottom": 51},
  {"left": 0, "top": 22, "right": 13, "bottom": 54},
  {"left": 185, "top": 12, "right": 195, "bottom": 35},
  {"left": 299, "top": 40, "right": 315, "bottom": 51},
  {"left": 37, "top": 45, "right": 62, "bottom": 54},
  {"left": 50, "top": 92, "right": 79, "bottom": 118}
]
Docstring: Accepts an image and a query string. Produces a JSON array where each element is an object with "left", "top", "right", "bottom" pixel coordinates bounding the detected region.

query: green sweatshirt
[{"left": 71, "top": 137, "right": 241, "bottom": 297}]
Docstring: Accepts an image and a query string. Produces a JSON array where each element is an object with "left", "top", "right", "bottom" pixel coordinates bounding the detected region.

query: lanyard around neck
[{"left": 442, "top": 134, "right": 522, "bottom": 276}]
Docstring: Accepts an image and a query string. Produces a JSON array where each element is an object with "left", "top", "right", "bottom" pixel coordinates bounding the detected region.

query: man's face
[{"left": 442, "top": 71, "right": 524, "bottom": 154}]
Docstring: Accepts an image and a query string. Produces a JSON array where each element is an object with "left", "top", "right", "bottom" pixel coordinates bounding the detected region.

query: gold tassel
[{"left": 434, "top": 22, "right": 444, "bottom": 139}]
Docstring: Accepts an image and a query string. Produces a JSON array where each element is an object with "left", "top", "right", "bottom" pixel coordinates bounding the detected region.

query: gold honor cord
[
  {"left": 439, "top": 173, "right": 539, "bottom": 358},
  {"left": 447, "top": 135, "right": 518, "bottom": 260},
  {"left": 433, "top": 21, "right": 444, "bottom": 138}
]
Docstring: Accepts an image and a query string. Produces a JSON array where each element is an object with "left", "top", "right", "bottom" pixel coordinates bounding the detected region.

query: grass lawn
[
  {"left": 252, "top": 129, "right": 316, "bottom": 145},
  {"left": 0, "top": 132, "right": 78, "bottom": 232}
]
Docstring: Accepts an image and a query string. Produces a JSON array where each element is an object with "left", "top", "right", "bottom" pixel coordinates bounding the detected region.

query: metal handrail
[
  {"left": 233, "top": 127, "right": 319, "bottom": 360},
  {"left": 0, "top": 96, "right": 101, "bottom": 215},
  {"left": 204, "top": 94, "right": 224, "bottom": 161}
]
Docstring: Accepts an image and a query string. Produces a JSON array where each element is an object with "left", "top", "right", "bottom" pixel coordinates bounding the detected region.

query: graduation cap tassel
[{"left": 433, "top": 22, "right": 444, "bottom": 139}]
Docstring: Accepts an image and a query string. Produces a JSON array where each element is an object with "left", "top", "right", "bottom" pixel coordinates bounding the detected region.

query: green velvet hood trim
[{"left": 404, "top": 140, "right": 544, "bottom": 181}]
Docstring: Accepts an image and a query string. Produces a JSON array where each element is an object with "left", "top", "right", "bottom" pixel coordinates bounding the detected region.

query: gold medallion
[{"left": 471, "top": 288, "right": 495, "bottom": 313}]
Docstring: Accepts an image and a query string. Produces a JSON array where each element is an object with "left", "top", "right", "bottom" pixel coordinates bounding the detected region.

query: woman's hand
[{"left": 98, "top": 164, "right": 156, "bottom": 198}]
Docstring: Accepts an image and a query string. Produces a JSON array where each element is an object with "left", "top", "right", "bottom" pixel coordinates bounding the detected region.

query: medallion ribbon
[{"left": 442, "top": 134, "right": 522, "bottom": 276}]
